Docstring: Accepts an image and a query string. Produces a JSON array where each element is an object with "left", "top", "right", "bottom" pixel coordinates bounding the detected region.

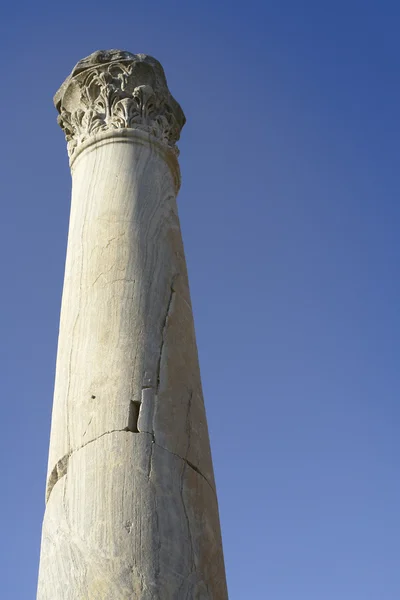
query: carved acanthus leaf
[{"left": 55, "top": 50, "right": 185, "bottom": 158}]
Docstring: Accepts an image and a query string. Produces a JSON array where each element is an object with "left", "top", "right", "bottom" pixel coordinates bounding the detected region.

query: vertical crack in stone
[
  {"left": 147, "top": 437, "right": 154, "bottom": 481},
  {"left": 65, "top": 313, "right": 79, "bottom": 455},
  {"left": 155, "top": 280, "right": 176, "bottom": 393},
  {"left": 147, "top": 440, "right": 160, "bottom": 595},
  {"left": 62, "top": 458, "right": 71, "bottom": 531},
  {"left": 180, "top": 462, "right": 196, "bottom": 585},
  {"left": 151, "top": 278, "right": 176, "bottom": 444},
  {"left": 145, "top": 280, "right": 177, "bottom": 592},
  {"left": 184, "top": 390, "right": 193, "bottom": 462},
  {"left": 82, "top": 414, "right": 93, "bottom": 438},
  {"left": 154, "top": 493, "right": 161, "bottom": 598}
]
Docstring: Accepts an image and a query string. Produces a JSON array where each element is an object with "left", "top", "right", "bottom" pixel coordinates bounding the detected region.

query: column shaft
[{"left": 37, "top": 51, "right": 228, "bottom": 600}]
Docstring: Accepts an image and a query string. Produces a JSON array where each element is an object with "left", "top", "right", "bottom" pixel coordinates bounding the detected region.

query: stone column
[{"left": 37, "top": 50, "right": 228, "bottom": 599}]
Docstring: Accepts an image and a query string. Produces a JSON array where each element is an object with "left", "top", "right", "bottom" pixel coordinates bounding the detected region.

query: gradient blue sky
[{"left": 1, "top": 1, "right": 400, "bottom": 598}]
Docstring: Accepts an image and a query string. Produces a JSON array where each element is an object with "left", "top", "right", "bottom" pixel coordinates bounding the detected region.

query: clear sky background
[{"left": 1, "top": 1, "right": 399, "bottom": 598}]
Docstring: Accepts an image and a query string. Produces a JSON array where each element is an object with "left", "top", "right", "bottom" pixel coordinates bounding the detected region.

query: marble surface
[{"left": 37, "top": 51, "right": 228, "bottom": 599}]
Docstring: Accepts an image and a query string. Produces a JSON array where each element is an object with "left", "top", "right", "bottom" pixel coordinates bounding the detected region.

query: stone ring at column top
[{"left": 54, "top": 49, "right": 186, "bottom": 162}]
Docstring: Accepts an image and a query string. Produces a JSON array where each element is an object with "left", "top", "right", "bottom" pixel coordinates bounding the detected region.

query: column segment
[{"left": 37, "top": 50, "right": 228, "bottom": 599}]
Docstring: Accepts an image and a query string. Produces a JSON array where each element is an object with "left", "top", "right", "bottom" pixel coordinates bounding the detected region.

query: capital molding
[{"left": 54, "top": 50, "right": 186, "bottom": 158}]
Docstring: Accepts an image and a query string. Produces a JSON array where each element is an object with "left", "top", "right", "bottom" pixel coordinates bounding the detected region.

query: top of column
[{"left": 54, "top": 49, "right": 186, "bottom": 159}]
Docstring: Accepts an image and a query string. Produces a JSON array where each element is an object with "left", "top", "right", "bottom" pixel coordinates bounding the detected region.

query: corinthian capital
[{"left": 54, "top": 50, "right": 186, "bottom": 158}]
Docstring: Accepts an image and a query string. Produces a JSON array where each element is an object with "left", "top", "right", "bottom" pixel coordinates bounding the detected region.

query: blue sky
[{"left": 1, "top": 1, "right": 400, "bottom": 598}]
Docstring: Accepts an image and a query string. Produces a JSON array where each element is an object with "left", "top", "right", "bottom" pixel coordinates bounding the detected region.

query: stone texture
[
  {"left": 39, "top": 434, "right": 225, "bottom": 599},
  {"left": 54, "top": 50, "right": 185, "bottom": 159},
  {"left": 37, "top": 51, "right": 228, "bottom": 599}
]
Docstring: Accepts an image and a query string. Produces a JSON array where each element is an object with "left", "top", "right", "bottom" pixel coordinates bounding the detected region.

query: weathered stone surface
[
  {"left": 54, "top": 50, "right": 185, "bottom": 159},
  {"left": 38, "top": 433, "right": 226, "bottom": 598},
  {"left": 37, "top": 51, "right": 228, "bottom": 599}
]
